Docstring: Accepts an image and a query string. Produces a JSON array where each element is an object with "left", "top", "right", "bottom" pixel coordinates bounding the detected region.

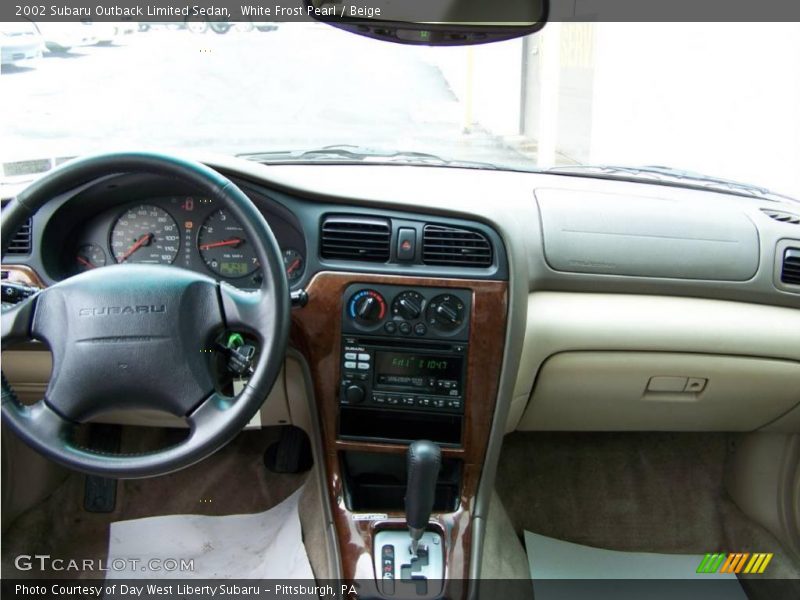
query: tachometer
[
  {"left": 198, "top": 209, "right": 259, "bottom": 278},
  {"left": 110, "top": 205, "right": 180, "bottom": 264}
]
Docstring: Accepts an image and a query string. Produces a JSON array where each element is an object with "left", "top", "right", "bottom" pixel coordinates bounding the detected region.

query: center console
[{"left": 290, "top": 271, "right": 507, "bottom": 596}]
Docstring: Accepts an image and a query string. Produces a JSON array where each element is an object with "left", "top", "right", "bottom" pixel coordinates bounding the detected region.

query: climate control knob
[
  {"left": 392, "top": 290, "right": 425, "bottom": 320},
  {"left": 426, "top": 294, "right": 466, "bottom": 332},
  {"left": 348, "top": 289, "right": 387, "bottom": 324}
]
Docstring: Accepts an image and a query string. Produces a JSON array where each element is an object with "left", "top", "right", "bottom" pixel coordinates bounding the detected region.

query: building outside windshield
[{"left": 2, "top": 21, "right": 799, "bottom": 199}]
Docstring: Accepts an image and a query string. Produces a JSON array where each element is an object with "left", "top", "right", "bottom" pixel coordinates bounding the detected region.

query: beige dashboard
[{"left": 3, "top": 156, "right": 800, "bottom": 438}]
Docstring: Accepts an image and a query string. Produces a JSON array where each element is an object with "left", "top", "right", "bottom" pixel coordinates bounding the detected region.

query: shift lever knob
[{"left": 405, "top": 440, "right": 441, "bottom": 554}]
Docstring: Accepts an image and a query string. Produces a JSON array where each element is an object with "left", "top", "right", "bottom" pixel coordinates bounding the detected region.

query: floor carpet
[
  {"left": 2, "top": 427, "right": 309, "bottom": 579},
  {"left": 495, "top": 432, "right": 800, "bottom": 580}
]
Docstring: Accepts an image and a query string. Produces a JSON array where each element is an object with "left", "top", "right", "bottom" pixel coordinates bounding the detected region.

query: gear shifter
[{"left": 405, "top": 440, "right": 441, "bottom": 556}]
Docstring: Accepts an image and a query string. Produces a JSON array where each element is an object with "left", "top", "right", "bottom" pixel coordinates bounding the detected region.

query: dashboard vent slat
[
  {"left": 5, "top": 218, "right": 33, "bottom": 255},
  {"left": 423, "top": 224, "right": 492, "bottom": 268},
  {"left": 321, "top": 216, "right": 390, "bottom": 262},
  {"left": 762, "top": 209, "right": 800, "bottom": 225},
  {"left": 782, "top": 248, "right": 800, "bottom": 286}
]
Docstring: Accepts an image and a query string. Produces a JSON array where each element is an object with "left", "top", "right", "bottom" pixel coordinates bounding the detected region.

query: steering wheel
[{"left": 1, "top": 152, "right": 289, "bottom": 478}]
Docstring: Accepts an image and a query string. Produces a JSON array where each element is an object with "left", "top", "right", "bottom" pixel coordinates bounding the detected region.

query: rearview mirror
[{"left": 304, "top": 0, "right": 548, "bottom": 45}]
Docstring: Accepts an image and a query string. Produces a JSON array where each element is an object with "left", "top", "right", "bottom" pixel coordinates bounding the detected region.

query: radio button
[
  {"left": 358, "top": 353, "right": 370, "bottom": 361},
  {"left": 344, "top": 361, "right": 357, "bottom": 369},
  {"left": 386, "top": 397, "right": 400, "bottom": 405},
  {"left": 432, "top": 399, "right": 446, "bottom": 408},
  {"left": 357, "top": 362, "right": 370, "bottom": 370},
  {"left": 373, "top": 394, "right": 386, "bottom": 404},
  {"left": 344, "top": 352, "right": 357, "bottom": 360}
]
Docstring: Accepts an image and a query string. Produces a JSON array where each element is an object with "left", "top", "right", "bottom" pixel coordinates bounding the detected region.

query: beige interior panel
[
  {"left": 518, "top": 351, "right": 800, "bottom": 431},
  {"left": 725, "top": 433, "right": 800, "bottom": 558},
  {"left": 1, "top": 349, "right": 292, "bottom": 429},
  {"left": 1, "top": 350, "right": 52, "bottom": 404},
  {"left": 509, "top": 293, "right": 800, "bottom": 432}
]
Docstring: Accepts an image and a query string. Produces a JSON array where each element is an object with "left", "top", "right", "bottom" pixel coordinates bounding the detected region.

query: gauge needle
[
  {"left": 76, "top": 256, "right": 95, "bottom": 269},
  {"left": 199, "top": 238, "right": 243, "bottom": 250},
  {"left": 119, "top": 233, "right": 153, "bottom": 262},
  {"left": 286, "top": 258, "right": 301, "bottom": 273}
]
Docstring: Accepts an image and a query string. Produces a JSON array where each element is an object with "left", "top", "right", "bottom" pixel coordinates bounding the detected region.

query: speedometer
[
  {"left": 198, "top": 209, "right": 259, "bottom": 278},
  {"left": 110, "top": 205, "right": 180, "bottom": 264}
]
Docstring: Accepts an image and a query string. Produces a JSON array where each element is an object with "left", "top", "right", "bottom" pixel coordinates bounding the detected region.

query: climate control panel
[{"left": 341, "top": 283, "right": 471, "bottom": 342}]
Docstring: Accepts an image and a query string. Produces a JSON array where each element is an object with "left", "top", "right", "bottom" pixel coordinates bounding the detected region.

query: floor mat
[
  {"left": 525, "top": 531, "right": 747, "bottom": 600},
  {"left": 497, "top": 433, "right": 800, "bottom": 579},
  {"left": 107, "top": 487, "right": 313, "bottom": 579},
  {"left": 2, "top": 429, "right": 308, "bottom": 579}
]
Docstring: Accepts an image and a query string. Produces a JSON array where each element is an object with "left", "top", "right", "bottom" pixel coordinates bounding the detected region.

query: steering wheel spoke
[
  {"left": 1, "top": 294, "right": 38, "bottom": 344},
  {"left": 219, "top": 281, "right": 273, "bottom": 341}
]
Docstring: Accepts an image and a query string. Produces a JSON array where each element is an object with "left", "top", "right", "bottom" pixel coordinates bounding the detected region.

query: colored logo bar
[{"left": 697, "top": 552, "right": 773, "bottom": 574}]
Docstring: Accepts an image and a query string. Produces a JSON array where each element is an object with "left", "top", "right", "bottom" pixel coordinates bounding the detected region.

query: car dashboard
[{"left": 2, "top": 156, "right": 800, "bottom": 584}]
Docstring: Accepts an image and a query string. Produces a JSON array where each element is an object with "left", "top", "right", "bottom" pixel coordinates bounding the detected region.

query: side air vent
[
  {"left": 320, "top": 215, "right": 390, "bottom": 262},
  {"left": 762, "top": 209, "right": 800, "bottom": 225},
  {"left": 5, "top": 218, "right": 33, "bottom": 255},
  {"left": 781, "top": 248, "right": 800, "bottom": 286},
  {"left": 422, "top": 224, "right": 492, "bottom": 267}
]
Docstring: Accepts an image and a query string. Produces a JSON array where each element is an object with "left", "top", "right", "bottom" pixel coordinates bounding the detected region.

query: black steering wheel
[{"left": 1, "top": 152, "right": 289, "bottom": 478}]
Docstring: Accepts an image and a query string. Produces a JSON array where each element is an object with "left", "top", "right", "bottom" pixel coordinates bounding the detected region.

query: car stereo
[
  {"left": 340, "top": 337, "right": 467, "bottom": 413},
  {"left": 339, "top": 283, "right": 471, "bottom": 414}
]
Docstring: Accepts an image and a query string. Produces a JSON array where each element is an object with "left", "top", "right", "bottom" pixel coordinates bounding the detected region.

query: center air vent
[
  {"left": 762, "top": 209, "right": 800, "bottom": 225},
  {"left": 5, "top": 218, "right": 33, "bottom": 255},
  {"left": 781, "top": 248, "right": 800, "bottom": 286},
  {"left": 320, "top": 215, "right": 390, "bottom": 262},
  {"left": 422, "top": 224, "right": 492, "bottom": 267}
]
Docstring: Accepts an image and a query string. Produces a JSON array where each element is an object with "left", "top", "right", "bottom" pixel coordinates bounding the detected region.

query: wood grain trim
[
  {"left": 290, "top": 271, "right": 508, "bottom": 592},
  {"left": 1, "top": 264, "right": 45, "bottom": 288}
]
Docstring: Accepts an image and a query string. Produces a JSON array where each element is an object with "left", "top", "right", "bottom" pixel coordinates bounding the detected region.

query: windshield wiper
[
  {"left": 547, "top": 164, "right": 796, "bottom": 202},
  {"left": 238, "top": 144, "right": 499, "bottom": 170}
]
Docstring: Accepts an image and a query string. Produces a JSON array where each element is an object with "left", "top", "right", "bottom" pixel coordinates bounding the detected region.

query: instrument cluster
[{"left": 68, "top": 195, "right": 306, "bottom": 289}]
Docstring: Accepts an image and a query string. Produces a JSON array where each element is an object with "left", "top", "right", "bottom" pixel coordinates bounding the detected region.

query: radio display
[{"left": 374, "top": 351, "right": 462, "bottom": 388}]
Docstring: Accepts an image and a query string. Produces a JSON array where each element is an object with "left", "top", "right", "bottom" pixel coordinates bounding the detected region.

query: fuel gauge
[{"left": 75, "top": 243, "right": 107, "bottom": 273}]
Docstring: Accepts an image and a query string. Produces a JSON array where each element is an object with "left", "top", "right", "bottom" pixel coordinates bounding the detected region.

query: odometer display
[
  {"left": 198, "top": 209, "right": 258, "bottom": 278},
  {"left": 110, "top": 205, "right": 180, "bottom": 264}
]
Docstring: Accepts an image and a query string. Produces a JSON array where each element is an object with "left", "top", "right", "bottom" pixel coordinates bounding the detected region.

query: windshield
[{"left": 3, "top": 21, "right": 800, "bottom": 198}]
